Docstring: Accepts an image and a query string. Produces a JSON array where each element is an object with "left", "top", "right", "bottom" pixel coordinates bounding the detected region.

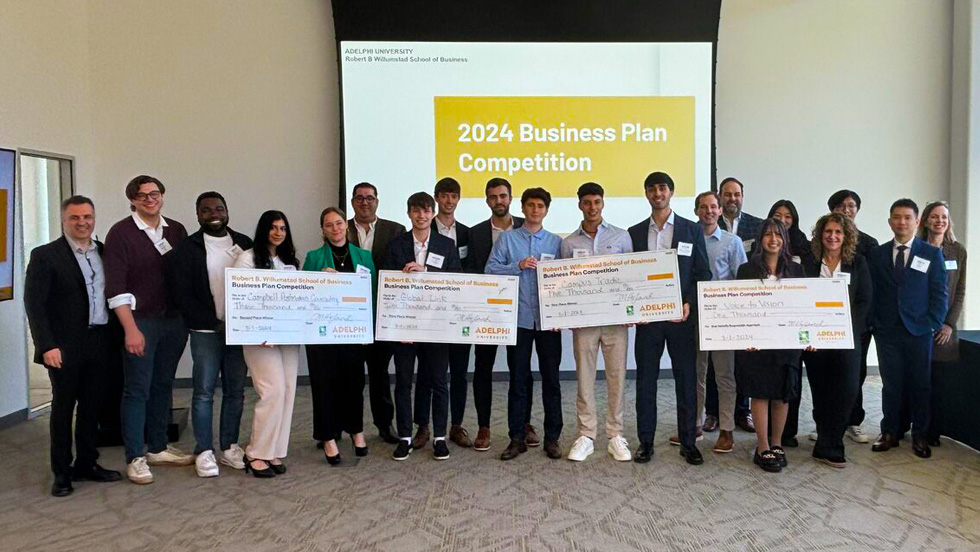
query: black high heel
[
  {"left": 324, "top": 441, "right": 342, "bottom": 465},
  {"left": 352, "top": 434, "right": 368, "bottom": 457},
  {"left": 269, "top": 460, "right": 286, "bottom": 475},
  {"left": 243, "top": 454, "right": 275, "bottom": 478}
]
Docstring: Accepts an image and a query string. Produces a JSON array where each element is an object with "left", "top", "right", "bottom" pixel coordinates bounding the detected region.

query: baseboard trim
[{"left": 0, "top": 408, "right": 29, "bottom": 431}]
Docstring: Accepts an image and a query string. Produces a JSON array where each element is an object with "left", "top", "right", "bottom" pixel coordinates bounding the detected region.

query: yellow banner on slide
[{"left": 434, "top": 96, "right": 694, "bottom": 198}]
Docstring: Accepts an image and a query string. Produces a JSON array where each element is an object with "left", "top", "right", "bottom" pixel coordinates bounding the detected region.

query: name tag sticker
[
  {"left": 677, "top": 242, "right": 693, "bottom": 256},
  {"left": 792, "top": 256, "right": 802, "bottom": 264},
  {"left": 839, "top": 272, "right": 851, "bottom": 284},
  {"left": 458, "top": 245, "right": 468, "bottom": 259},
  {"left": 282, "top": 265, "right": 297, "bottom": 271},
  {"left": 356, "top": 264, "right": 371, "bottom": 275},
  {"left": 945, "top": 260, "right": 958, "bottom": 271},
  {"left": 540, "top": 253, "right": 556, "bottom": 261},
  {"left": 910, "top": 256, "right": 930, "bottom": 273},
  {"left": 426, "top": 252, "right": 445, "bottom": 269},
  {"left": 153, "top": 239, "right": 173, "bottom": 255},
  {"left": 572, "top": 248, "right": 590, "bottom": 258}
]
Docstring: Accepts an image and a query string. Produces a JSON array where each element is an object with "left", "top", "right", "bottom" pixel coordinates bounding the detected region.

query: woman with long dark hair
[
  {"left": 302, "top": 207, "right": 375, "bottom": 464},
  {"left": 233, "top": 210, "right": 301, "bottom": 478},
  {"left": 735, "top": 218, "right": 806, "bottom": 472},
  {"left": 803, "top": 213, "right": 872, "bottom": 467}
]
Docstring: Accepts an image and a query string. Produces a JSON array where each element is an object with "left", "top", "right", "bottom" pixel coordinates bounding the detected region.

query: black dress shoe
[
  {"left": 500, "top": 439, "right": 527, "bottom": 461},
  {"left": 352, "top": 435, "right": 369, "bottom": 457},
  {"left": 771, "top": 446, "right": 788, "bottom": 468},
  {"left": 927, "top": 436, "right": 941, "bottom": 447},
  {"left": 51, "top": 474, "right": 73, "bottom": 497},
  {"left": 378, "top": 425, "right": 401, "bottom": 445},
  {"left": 912, "top": 438, "right": 932, "bottom": 459},
  {"left": 543, "top": 440, "right": 562, "bottom": 460},
  {"left": 634, "top": 442, "right": 654, "bottom": 464},
  {"left": 679, "top": 445, "right": 704, "bottom": 465},
  {"left": 735, "top": 415, "right": 755, "bottom": 433},
  {"left": 72, "top": 464, "right": 123, "bottom": 483},
  {"left": 872, "top": 433, "right": 898, "bottom": 452}
]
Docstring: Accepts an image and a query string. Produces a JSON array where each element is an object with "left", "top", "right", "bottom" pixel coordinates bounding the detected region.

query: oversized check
[
  {"left": 225, "top": 268, "right": 373, "bottom": 345},
  {"left": 698, "top": 277, "right": 853, "bottom": 351},
  {"left": 537, "top": 250, "right": 683, "bottom": 330},
  {"left": 376, "top": 271, "right": 519, "bottom": 345}
]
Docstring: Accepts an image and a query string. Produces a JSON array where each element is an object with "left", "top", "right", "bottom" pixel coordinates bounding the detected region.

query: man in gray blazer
[{"left": 347, "top": 182, "right": 406, "bottom": 444}]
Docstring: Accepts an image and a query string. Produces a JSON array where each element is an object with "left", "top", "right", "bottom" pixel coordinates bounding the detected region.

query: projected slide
[
  {"left": 0, "top": 148, "right": 14, "bottom": 301},
  {"left": 340, "top": 42, "right": 713, "bottom": 232}
]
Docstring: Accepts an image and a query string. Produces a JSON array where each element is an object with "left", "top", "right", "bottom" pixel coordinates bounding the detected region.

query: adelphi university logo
[
  {"left": 475, "top": 326, "right": 511, "bottom": 335},
  {"left": 816, "top": 330, "right": 847, "bottom": 339},
  {"left": 640, "top": 302, "right": 675, "bottom": 312},
  {"left": 334, "top": 325, "right": 368, "bottom": 334}
]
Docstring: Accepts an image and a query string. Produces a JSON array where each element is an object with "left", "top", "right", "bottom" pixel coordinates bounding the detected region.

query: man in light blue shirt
[
  {"left": 560, "top": 183, "right": 634, "bottom": 463},
  {"left": 486, "top": 187, "right": 563, "bottom": 461},
  {"left": 692, "top": 191, "right": 746, "bottom": 454}
]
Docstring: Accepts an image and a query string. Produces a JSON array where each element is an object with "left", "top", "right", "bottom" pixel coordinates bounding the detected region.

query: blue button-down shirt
[
  {"left": 700, "top": 224, "right": 746, "bottom": 281},
  {"left": 66, "top": 236, "right": 109, "bottom": 326},
  {"left": 560, "top": 220, "right": 633, "bottom": 259},
  {"left": 485, "top": 226, "right": 562, "bottom": 330}
]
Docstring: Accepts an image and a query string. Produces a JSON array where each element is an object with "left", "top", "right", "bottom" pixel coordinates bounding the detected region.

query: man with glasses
[
  {"left": 347, "top": 182, "right": 406, "bottom": 445},
  {"left": 26, "top": 196, "right": 124, "bottom": 496},
  {"left": 104, "top": 175, "right": 191, "bottom": 484}
]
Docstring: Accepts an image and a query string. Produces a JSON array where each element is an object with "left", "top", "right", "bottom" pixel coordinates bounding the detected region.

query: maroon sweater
[{"left": 104, "top": 215, "right": 187, "bottom": 319}]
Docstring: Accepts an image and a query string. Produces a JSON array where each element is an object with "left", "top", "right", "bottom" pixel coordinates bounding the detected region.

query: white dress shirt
[
  {"left": 490, "top": 218, "right": 514, "bottom": 245},
  {"left": 892, "top": 237, "right": 914, "bottom": 265},
  {"left": 355, "top": 219, "right": 377, "bottom": 252},
  {"left": 413, "top": 230, "right": 430, "bottom": 267},
  {"left": 647, "top": 210, "right": 675, "bottom": 252},
  {"left": 435, "top": 217, "right": 457, "bottom": 243}
]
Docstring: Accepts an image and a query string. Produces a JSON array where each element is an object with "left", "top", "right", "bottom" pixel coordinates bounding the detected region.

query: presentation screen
[
  {"left": 0, "top": 148, "right": 14, "bottom": 301},
  {"left": 339, "top": 41, "right": 713, "bottom": 233}
]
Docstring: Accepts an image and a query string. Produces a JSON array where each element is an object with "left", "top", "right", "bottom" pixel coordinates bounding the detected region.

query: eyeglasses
[
  {"left": 134, "top": 191, "right": 162, "bottom": 202},
  {"left": 353, "top": 195, "right": 377, "bottom": 203}
]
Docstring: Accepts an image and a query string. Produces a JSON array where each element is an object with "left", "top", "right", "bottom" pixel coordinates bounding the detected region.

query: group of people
[{"left": 24, "top": 171, "right": 966, "bottom": 497}]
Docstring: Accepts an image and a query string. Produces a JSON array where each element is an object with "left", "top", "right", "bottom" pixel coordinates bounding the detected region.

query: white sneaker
[
  {"left": 195, "top": 450, "right": 220, "bottom": 478},
  {"left": 808, "top": 433, "right": 818, "bottom": 442},
  {"left": 127, "top": 457, "right": 153, "bottom": 485},
  {"left": 220, "top": 444, "right": 246, "bottom": 470},
  {"left": 847, "top": 426, "right": 871, "bottom": 444},
  {"left": 146, "top": 445, "right": 195, "bottom": 466},
  {"left": 567, "top": 436, "right": 594, "bottom": 462},
  {"left": 608, "top": 435, "right": 632, "bottom": 462}
]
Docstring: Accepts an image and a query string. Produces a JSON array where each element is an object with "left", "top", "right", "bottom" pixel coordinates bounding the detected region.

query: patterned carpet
[{"left": 1, "top": 377, "right": 979, "bottom": 552}]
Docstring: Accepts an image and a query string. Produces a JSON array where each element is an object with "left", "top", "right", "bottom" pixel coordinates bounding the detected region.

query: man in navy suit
[
  {"left": 384, "top": 192, "right": 463, "bottom": 462},
  {"left": 628, "top": 172, "right": 712, "bottom": 465},
  {"left": 868, "top": 198, "right": 948, "bottom": 458}
]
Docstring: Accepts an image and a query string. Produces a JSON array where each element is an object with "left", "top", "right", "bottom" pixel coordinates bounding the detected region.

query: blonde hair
[{"left": 917, "top": 201, "right": 956, "bottom": 244}]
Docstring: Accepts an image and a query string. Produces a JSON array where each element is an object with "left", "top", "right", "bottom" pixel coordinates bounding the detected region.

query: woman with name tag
[
  {"left": 735, "top": 218, "right": 807, "bottom": 473},
  {"left": 303, "top": 207, "right": 375, "bottom": 464},
  {"left": 918, "top": 201, "right": 967, "bottom": 447},
  {"left": 802, "top": 213, "right": 872, "bottom": 468},
  {"left": 233, "top": 210, "right": 301, "bottom": 478}
]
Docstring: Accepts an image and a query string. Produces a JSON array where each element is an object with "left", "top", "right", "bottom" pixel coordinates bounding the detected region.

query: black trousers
[
  {"left": 473, "top": 344, "right": 532, "bottom": 428},
  {"left": 847, "top": 329, "right": 874, "bottom": 426},
  {"left": 48, "top": 326, "right": 112, "bottom": 476},
  {"left": 782, "top": 362, "right": 805, "bottom": 439},
  {"left": 506, "top": 328, "right": 562, "bottom": 441},
  {"left": 365, "top": 341, "right": 395, "bottom": 431},
  {"left": 876, "top": 327, "right": 932, "bottom": 437},
  {"left": 634, "top": 320, "right": 698, "bottom": 448},
  {"left": 306, "top": 344, "right": 366, "bottom": 441},
  {"left": 394, "top": 343, "right": 449, "bottom": 439},
  {"left": 806, "top": 349, "right": 861, "bottom": 457},
  {"left": 415, "top": 343, "right": 470, "bottom": 427}
]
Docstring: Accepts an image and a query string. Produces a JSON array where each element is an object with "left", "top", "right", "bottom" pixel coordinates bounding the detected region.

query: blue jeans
[
  {"left": 190, "top": 331, "right": 247, "bottom": 454},
  {"left": 121, "top": 317, "right": 188, "bottom": 462}
]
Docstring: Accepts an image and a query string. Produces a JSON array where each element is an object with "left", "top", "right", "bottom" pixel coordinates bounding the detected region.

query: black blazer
[
  {"left": 347, "top": 217, "right": 407, "bottom": 272},
  {"left": 383, "top": 230, "right": 463, "bottom": 273},
  {"left": 627, "top": 213, "right": 712, "bottom": 306},
  {"left": 24, "top": 236, "right": 119, "bottom": 364},
  {"left": 170, "top": 228, "right": 253, "bottom": 331},
  {"left": 467, "top": 215, "right": 524, "bottom": 274},
  {"left": 803, "top": 255, "right": 873, "bottom": 335},
  {"left": 444, "top": 220, "right": 472, "bottom": 268}
]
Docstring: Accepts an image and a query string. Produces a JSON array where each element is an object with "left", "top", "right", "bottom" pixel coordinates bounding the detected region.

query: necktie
[{"left": 895, "top": 245, "right": 908, "bottom": 275}]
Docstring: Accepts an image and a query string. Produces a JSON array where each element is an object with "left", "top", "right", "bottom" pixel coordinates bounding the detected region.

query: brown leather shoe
[
  {"left": 735, "top": 415, "right": 755, "bottom": 433},
  {"left": 702, "top": 415, "right": 719, "bottom": 432},
  {"left": 525, "top": 424, "right": 541, "bottom": 447},
  {"left": 543, "top": 439, "right": 562, "bottom": 459},
  {"left": 473, "top": 427, "right": 492, "bottom": 451},
  {"left": 668, "top": 428, "right": 703, "bottom": 446},
  {"left": 449, "top": 425, "right": 472, "bottom": 448},
  {"left": 712, "top": 430, "right": 734, "bottom": 453},
  {"left": 872, "top": 433, "right": 898, "bottom": 452},
  {"left": 500, "top": 438, "right": 527, "bottom": 461},
  {"left": 412, "top": 425, "right": 430, "bottom": 450}
]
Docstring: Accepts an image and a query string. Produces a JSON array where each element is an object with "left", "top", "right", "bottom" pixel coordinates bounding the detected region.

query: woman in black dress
[
  {"left": 735, "top": 218, "right": 806, "bottom": 472},
  {"left": 803, "top": 213, "right": 872, "bottom": 468}
]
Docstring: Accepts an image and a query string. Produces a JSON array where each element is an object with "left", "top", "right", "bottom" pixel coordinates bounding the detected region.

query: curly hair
[{"left": 811, "top": 212, "right": 858, "bottom": 264}]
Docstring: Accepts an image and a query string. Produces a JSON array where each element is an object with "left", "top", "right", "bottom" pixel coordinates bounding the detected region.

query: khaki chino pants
[{"left": 572, "top": 325, "right": 629, "bottom": 440}]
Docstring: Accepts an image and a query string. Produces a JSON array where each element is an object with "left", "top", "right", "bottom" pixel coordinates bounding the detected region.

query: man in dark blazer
[
  {"left": 464, "top": 177, "right": 535, "bottom": 452},
  {"left": 868, "top": 198, "right": 948, "bottom": 459},
  {"left": 411, "top": 177, "right": 474, "bottom": 449},
  {"left": 25, "top": 196, "right": 123, "bottom": 496},
  {"left": 628, "top": 172, "right": 712, "bottom": 465},
  {"left": 384, "top": 192, "right": 463, "bottom": 461},
  {"left": 346, "top": 181, "right": 406, "bottom": 444}
]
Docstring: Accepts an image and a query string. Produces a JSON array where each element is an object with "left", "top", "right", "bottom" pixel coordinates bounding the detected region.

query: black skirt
[{"left": 735, "top": 349, "right": 801, "bottom": 401}]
